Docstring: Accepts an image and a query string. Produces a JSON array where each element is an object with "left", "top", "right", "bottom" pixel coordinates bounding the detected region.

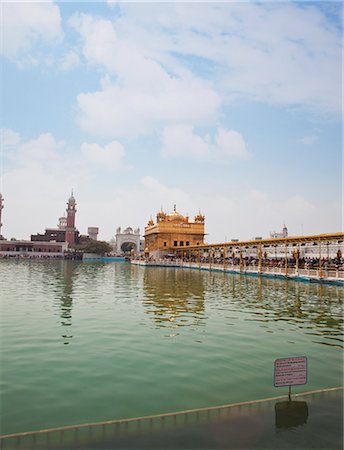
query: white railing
[{"left": 131, "top": 259, "right": 343, "bottom": 282}]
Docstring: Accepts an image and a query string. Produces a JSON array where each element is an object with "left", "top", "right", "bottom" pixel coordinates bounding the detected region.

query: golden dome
[{"left": 166, "top": 205, "right": 187, "bottom": 222}]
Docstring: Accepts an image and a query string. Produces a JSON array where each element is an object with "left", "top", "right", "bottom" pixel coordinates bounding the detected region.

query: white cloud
[
  {"left": 139, "top": 176, "right": 188, "bottom": 206},
  {"left": 141, "top": 176, "right": 163, "bottom": 190},
  {"left": 107, "top": 0, "right": 118, "bottom": 8},
  {"left": 161, "top": 125, "right": 209, "bottom": 159},
  {"left": 69, "top": 14, "right": 118, "bottom": 72},
  {"left": 2, "top": 1, "right": 63, "bottom": 59},
  {"left": 161, "top": 125, "right": 250, "bottom": 161},
  {"left": 18, "top": 133, "right": 63, "bottom": 164},
  {"left": 81, "top": 141, "right": 125, "bottom": 169},
  {"left": 298, "top": 135, "right": 318, "bottom": 146},
  {"left": 69, "top": 13, "right": 220, "bottom": 138},
  {"left": 60, "top": 50, "right": 80, "bottom": 71},
  {"left": 246, "top": 190, "right": 268, "bottom": 203},
  {"left": 112, "top": 3, "right": 341, "bottom": 115},
  {"left": 285, "top": 195, "right": 316, "bottom": 217},
  {"left": 1, "top": 128, "right": 21, "bottom": 148},
  {"left": 68, "top": 3, "right": 341, "bottom": 142},
  {"left": 4, "top": 131, "right": 127, "bottom": 175},
  {"left": 214, "top": 129, "right": 251, "bottom": 159},
  {"left": 202, "top": 190, "right": 322, "bottom": 242},
  {"left": 76, "top": 78, "right": 220, "bottom": 138}
]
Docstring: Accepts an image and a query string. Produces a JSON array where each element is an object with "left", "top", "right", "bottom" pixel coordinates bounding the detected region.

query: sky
[{"left": 1, "top": 0, "right": 342, "bottom": 243}]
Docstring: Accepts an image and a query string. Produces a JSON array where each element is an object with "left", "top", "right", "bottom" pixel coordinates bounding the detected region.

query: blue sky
[{"left": 1, "top": 1, "right": 342, "bottom": 242}]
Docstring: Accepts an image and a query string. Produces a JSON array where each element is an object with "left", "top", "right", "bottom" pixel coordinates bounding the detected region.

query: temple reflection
[
  {"left": 142, "top": 268, "right": 205, "bottom": 329},
  {"left": 220, "top": 274, "right": 343, "bottom": 347}
]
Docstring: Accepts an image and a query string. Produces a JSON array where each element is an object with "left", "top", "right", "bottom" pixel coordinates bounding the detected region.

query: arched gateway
[{"left": 114, "top": 227, "right": 141, "bottom": 255}]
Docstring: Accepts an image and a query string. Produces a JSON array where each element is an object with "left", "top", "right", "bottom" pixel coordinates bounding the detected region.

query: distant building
[
  {"left": 0, "top": 239, "right": 67, "bottom": 256},
  {"left": 270, "top": 224, "right": 288, "bottom": 239},
  {"left": 65, "top": 191, "right": 77, "bottom": 245},
  {"left": 1, "top": 192, "right": 99, "bottom": 257},
  {"left": 144, "top": 205, "right": 205, "bottom": 259},
  {"left": 0, "top": 193, "right": 4, "bottom": 240},
  {"left": 113, "top": 226, "right": 141, "bottom": 254},
  {"left": 58, "top": 214, "right": 67, "bottom": 230},
  {"left": 31, "top": 192, "right": 80, "bottom": 245},
  {"left": 87, "top": 227, "right": 99, "bottom": 240}
]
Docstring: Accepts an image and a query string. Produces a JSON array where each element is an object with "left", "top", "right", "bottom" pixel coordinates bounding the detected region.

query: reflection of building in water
[
  {"left": 142, "top": 268, "right": 205, "bottom": 328},
  {"left": 227, "top": 275, "right": 343, "bottom": 346},
  {"left": 59, "top": 261, "right": 77, "bottom": 344}
]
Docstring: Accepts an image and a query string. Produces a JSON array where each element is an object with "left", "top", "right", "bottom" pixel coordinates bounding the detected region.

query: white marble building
[{"left": 112, "top": 226, "right": 143, "bottom": 254}]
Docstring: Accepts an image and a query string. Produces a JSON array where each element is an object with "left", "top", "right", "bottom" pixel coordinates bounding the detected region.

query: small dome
[{"left": 68, "top": 190, "right": 76, "bottom": 204}]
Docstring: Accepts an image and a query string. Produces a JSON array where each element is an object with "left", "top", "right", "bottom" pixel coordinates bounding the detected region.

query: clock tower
[{"left": 65, "top": 191, "right": 77, "bottom": 245}]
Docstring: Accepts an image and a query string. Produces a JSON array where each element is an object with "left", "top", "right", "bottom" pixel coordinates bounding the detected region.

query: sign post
[{"left": 274, "top": 356, "right": 307, "bottom": 400}]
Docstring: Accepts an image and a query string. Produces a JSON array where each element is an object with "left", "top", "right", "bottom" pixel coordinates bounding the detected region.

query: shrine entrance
[{"left": 114, "top": 226, "right": 141, "bottom": 255}]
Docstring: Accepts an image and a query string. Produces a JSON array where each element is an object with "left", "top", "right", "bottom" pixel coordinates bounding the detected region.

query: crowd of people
[{"left": 166, "top": 254, "right": 344, "bottom": 271}]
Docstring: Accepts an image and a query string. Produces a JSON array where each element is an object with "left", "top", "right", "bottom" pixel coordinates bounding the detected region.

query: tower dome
[{"left": 68, "top": 190, "right": 76, "bottom": 204}]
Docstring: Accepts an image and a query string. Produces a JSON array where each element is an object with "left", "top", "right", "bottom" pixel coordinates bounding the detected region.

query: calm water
[{"left": 0, "top": 260, "right": 343, "bottom": 435}]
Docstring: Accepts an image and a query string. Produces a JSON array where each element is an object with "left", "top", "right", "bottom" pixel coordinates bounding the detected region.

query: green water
[{"left": 0, "top": 260, "right": 343, "bottom": 436}]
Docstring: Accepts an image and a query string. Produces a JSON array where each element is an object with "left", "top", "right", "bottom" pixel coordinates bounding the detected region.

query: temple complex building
[
  {"left": 270, "top": 224, "right": 288, "bottom": 239},
  {"left": 0, "top": 193, "right": 4, "bottom": 240},
  {"left": 0, "top": 191, "right": 99, "bottom": 258},
  {"left": 112, "top": 226, "right": 143, "bottom": 255},
  {"left": 31, "top": 192, "right": 80, "bottom": 244},
  {"left": 65, "top": 192, "right": 77, "bottom": 245},
  {"left": 144, "top": 205, "right": 205, "bottom": 259},
  {"left": 58, "top": 214, "right": 67, "bottom": 230},
  {"left": 0, "top": 240, "right": 67, "bottom": 256},
  {"left": 88, "top": 227, "right": 99, "bottom": 241}
]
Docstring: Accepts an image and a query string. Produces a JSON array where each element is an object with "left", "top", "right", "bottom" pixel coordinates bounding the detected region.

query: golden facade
[{"left": 144, "top": 205, "right": 205, "bottom": 257}]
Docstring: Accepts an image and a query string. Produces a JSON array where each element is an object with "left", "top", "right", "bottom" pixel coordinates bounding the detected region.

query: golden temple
[{"left": 144, "top": 205, "right": 205, "bottom": 258}]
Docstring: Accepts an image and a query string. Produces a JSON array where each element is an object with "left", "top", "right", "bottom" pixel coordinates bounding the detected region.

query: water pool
[{"left": 0, "top": 260, "right": 342, "bottom": 435}]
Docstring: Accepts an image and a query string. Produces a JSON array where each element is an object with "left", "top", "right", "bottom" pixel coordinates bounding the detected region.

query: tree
[{"left": 78, "top": 240, "right": 112, "bottom": 256}]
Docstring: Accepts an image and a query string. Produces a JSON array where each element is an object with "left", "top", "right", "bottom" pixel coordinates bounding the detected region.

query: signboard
[{"left": 274, "top": 356, "right": 307, "bottom": 387}]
